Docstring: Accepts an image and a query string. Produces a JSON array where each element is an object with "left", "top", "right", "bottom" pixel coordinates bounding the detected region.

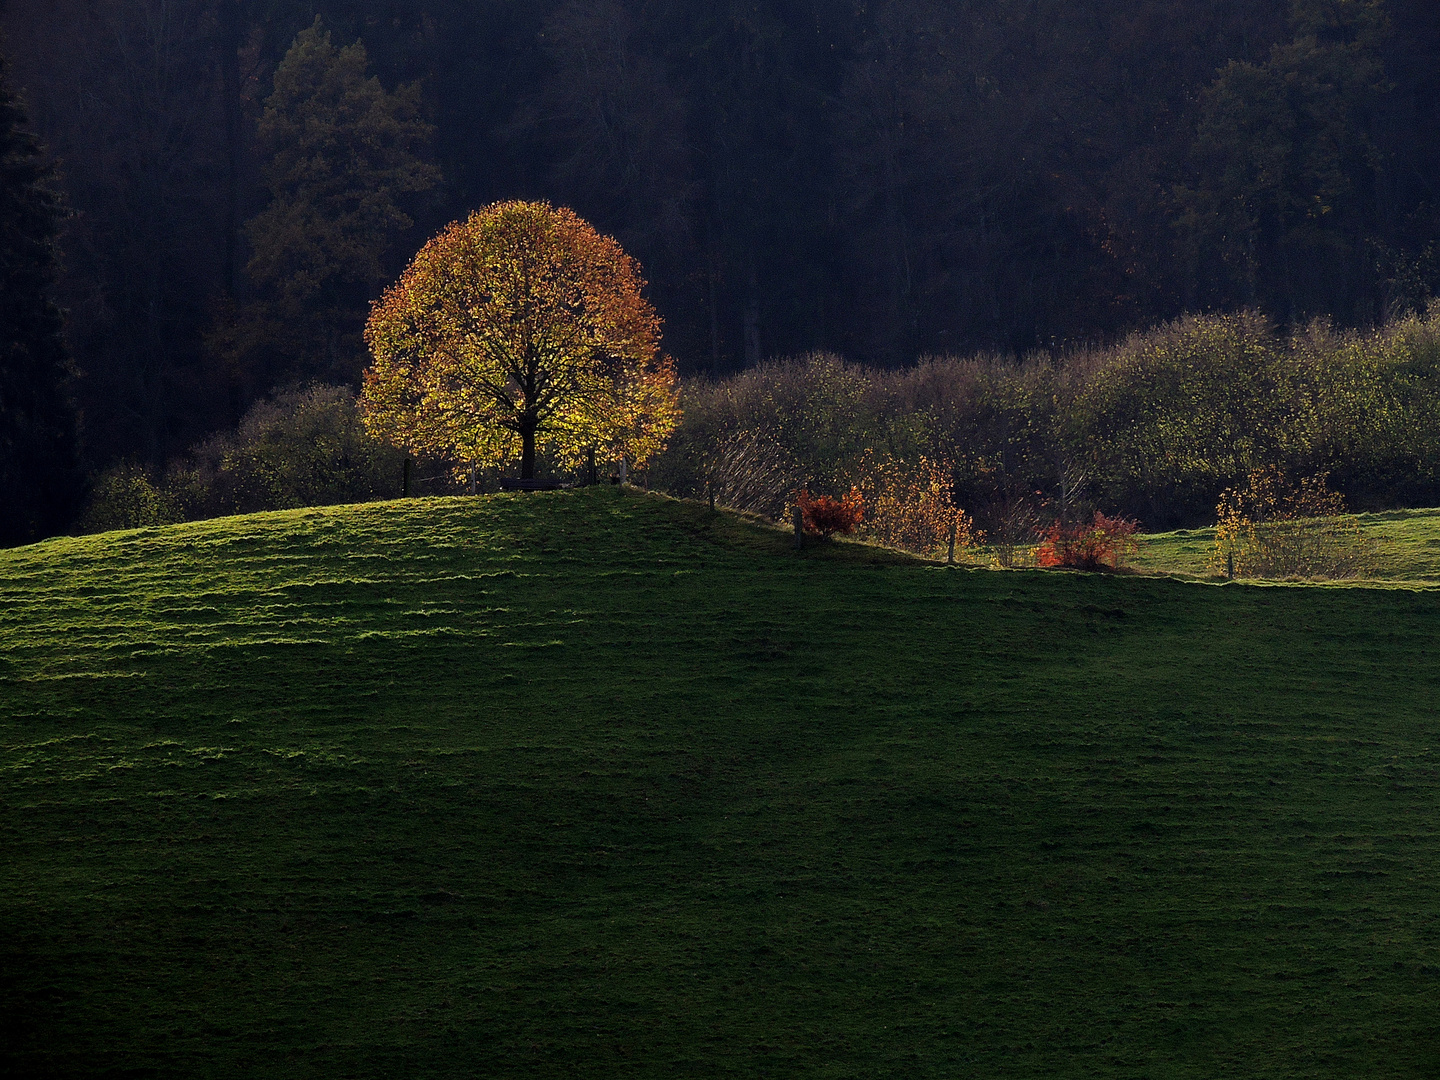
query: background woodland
[{"left": 2, "top": 0, "right": 1439, "bottom": 537}]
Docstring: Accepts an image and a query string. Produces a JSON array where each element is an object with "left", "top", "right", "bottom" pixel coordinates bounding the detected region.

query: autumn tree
[
  {"left": 361, "top": 201, "right": 679, "bottom": 480},
  {"left": 223, "top": 17, "right": 438, "bottom": 389},
  {"left": 0, "top": 51, "right": 80, "bottom": 545}
]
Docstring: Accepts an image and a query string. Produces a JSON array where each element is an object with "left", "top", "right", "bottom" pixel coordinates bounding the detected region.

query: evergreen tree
[
  {"left": 218, "top": 17, "right": 438, "bottom": 392},
  {"left": 0, "top": 51, "right": 79, "bottom": 546}
]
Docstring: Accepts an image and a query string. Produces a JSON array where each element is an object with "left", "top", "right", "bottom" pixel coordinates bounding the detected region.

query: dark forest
[{"left": 1, "top": 0, "right": 1438, "bottom": 534}]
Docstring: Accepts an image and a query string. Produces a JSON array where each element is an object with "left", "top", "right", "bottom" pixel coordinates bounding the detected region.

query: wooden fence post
[
  {"left": 793, "top": 504, "right": 804, "bottom": 549},
  {"left": 403, "top": 456, "right": 411, "bottom": 498}
]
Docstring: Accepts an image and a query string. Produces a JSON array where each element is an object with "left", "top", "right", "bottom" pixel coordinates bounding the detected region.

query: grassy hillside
[{"left": 3, "top": 487, "right": 1440, "bottom": 1078}]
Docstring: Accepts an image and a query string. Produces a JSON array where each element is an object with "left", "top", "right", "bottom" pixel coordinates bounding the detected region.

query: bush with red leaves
[
  {"left": 796, "top": 487, "right": 864, "bottom": 537},
  {"left": 1035, "top": 511, "right": 1139, "bottom": 570}
]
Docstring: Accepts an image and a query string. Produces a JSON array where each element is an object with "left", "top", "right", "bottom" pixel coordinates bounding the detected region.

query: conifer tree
[
  {"left": 0, "top": 51, "right": 79, "bottom": 546},
  {"left": 219, "top": 17, "right": 438, "bottom": 390}
]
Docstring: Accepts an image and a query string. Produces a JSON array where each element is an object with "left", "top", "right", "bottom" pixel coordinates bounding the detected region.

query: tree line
[
  {"left": 656, "top": 308, "right": 1440, "bottom": 533},
  {"left": 1, "top": 0, "right": 1438, "bottom": 541}
]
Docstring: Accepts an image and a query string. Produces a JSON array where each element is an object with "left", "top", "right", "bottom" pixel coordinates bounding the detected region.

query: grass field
[{"left": 3, "top": 487, "right": 1440, "bottom": 1078}]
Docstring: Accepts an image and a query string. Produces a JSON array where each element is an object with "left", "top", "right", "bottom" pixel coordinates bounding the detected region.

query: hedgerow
[{"left": 653, "top": 308, "right": 1440, "bottom": 535}]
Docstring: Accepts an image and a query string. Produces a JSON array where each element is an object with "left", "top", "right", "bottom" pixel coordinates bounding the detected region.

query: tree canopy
[{"left": 361, "top": 201, "right": 679, "bottom": 479}]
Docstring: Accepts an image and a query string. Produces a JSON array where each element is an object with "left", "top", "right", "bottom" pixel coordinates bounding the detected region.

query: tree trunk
[
  {"left": 218, "top": 0, "right": 242, "bottom": 297},
  {"left": 743, "top": 262, "right": 762, "bottom": 366},
  {"left": 520, "top": 420, "right": 537, "bottom": 479},
  {"left": 709, "top": 265, "right": 721, "bottom": 372}
]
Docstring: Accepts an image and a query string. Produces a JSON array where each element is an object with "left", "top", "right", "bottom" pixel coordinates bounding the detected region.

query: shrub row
[
  {"left": 652, "top": 308, "right": 1440, "bottom": 530},
  {"left": 80, "top": 309, "right": 1440, "bottom": 550},
  {"left": 81, "top": 386, "right": 411, "bottom": 532}
]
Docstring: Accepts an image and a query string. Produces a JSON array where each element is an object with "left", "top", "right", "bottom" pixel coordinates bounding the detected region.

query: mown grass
[{"left": 3, "top": 486, "right": 1440, "bottom": 1078}]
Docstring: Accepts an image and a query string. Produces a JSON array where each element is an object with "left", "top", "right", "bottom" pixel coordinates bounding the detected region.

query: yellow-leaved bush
[
  {"left": 858, "top": 456, "right": 975, "bottom": 559},
  {"left": 1209, "top": 467, "right": 1375, "bottom": 579}
]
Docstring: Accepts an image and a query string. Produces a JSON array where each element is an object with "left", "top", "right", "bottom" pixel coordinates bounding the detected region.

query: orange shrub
[
  {"left": 1036, "top": 512, "right": 1139, "bottom": 570},
  {"left": 797, "top": 487, "right": 864, "bottom": 537}
]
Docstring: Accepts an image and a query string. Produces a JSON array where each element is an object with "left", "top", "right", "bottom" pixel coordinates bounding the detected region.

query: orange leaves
[
  {"left": 797, "top": 488, "right": 864, "bottom": 537},
  {"left": 360, "top": 201, "right": 678, "bottom": 476},
  {"left": 1035, "top": 512, "right": 1139, "bottom": 570}
]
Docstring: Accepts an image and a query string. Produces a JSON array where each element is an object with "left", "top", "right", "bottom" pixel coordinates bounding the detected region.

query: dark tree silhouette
[{"left": 0, "top": 52, "right": 80, "bottom": 545}]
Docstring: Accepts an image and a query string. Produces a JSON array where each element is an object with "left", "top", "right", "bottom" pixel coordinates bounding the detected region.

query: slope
[{"left": 2, "top": 487, "right": 1439, "bottom": 1078}]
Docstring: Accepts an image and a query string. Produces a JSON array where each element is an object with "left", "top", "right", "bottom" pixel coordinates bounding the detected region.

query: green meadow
[{"left": 3, "top": 487, "right": 1440, "bottom": 1077}]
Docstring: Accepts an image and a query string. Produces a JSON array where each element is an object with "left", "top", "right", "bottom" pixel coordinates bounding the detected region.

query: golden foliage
[
  {"left": 361, "top": 201, "right": 679, "bottom": 477},
  {"left": 1209, "top": 467, "right": 1375, "bottom": 579},
  {"left": 858, "top": 456, "right": 974, "bottom": 559}
]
